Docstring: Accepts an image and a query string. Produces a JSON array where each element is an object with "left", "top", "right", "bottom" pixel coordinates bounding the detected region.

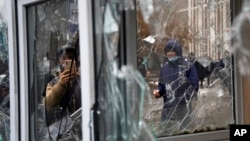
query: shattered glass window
[
  {"left": 26, "top": 0, "right": 81, "bottom": 140},
  {"left": 137, "top": 0, "right": 234, "bottom": 138},
  {"left": 0, "top": 0, "right": 9, "bottom": 140},
  {"left": 92, "top": 0, "right": 156, "bottom": 140}
]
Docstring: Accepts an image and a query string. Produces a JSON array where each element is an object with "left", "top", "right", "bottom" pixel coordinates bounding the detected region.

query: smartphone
[{"left": 64, "top": 60, "right": 77, "bottom": 74}]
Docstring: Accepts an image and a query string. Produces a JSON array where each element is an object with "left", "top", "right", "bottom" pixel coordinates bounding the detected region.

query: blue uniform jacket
[{"left": 158, "top": 58, "right": 199, "bottom": 107}]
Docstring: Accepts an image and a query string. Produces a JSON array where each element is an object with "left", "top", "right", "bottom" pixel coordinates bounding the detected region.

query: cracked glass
[
  {"left": 16, "top": 0, "right": 250, "bottom": 140},
  {"left": 0, "top": 0, "right": 9, "bottom": 141},
  {"left": 137, "top": 0, "right": 235, "bottom": 138},
  {"left": 26, "top": 0, "right": 81, "bottom": 140},
  {"left": 231, "top": 0, "right": 250, "bottom": 76},
  {"left": 92, "top": 0, "right": 156, "bottom": 140}
]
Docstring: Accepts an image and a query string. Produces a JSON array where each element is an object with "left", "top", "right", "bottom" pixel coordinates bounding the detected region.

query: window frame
[
  {"left": 16, "top": 0, "right": 32, "bottom": 141},
  {"left": 132, "top": 0, "right": 244, "bottom": 141},
  {"left": 7, "top": 0, "right": 20, "bottom": 141},
  {"left": 14, "top": 0, "right": 95, "bottom": 141}
]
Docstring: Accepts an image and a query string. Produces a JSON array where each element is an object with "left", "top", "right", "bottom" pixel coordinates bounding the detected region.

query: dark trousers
[{"left": 160, "top": 103, "right": 191, "bottom": 130}]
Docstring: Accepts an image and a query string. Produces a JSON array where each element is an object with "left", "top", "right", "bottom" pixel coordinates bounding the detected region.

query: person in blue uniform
[{"left": 153, "top": 39, "right": 199, "bottom": 130}]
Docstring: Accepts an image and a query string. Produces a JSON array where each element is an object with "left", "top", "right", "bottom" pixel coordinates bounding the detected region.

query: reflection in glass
[
  {"left": 26, "top": 0, "right": 80, "bottom": 140},
  {"left": 0, "top": 0, "right": 9, "bottom": 141},
  {"left": 92, "top": 0, "right": 155, "bottom": 140},
  {"left": 137, "top": 0, "right": 234, "bottom": 137},
  {"left": 231, "top": 0, "right": 250, "bottom": 76}
]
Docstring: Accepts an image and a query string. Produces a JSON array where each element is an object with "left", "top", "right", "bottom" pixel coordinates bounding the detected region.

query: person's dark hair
[{"left": 57, "top": 44, "right": 78, "bottom": 63}]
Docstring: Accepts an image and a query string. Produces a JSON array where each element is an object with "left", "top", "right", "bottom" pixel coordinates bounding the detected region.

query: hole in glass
[
  {"left": 137, "top": 0, "right": 234, "bottom": 137},
  {"left": 26, "top": 0, "right": 81, "bottom": 140}
]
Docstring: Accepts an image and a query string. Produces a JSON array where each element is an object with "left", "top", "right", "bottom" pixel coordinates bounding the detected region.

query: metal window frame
[
  {"left": 16, "top": 0, "right": 41, "bottom": 140},
  {"left": 79, "top": 0, "right": 95, "bottom": 141},
  {"left": 231, "top": 0, "right": 244, "bottom": 125},
  {"left": 7, "top": 0, "right": 20, "bottom": 141}
]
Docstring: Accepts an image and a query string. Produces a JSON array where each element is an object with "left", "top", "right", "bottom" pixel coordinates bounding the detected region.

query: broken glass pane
[
  {"left": 26, "top": 0, "right": 80, "bottom": 140},
  {"left": 231, "top": 0, "right": 250, "bottom": 76},
  {"left": 93, "top": 0, "right": 155, "bottom": 140},
  {"left": 137, "top": 0, "right": 234, "bottom": 137}
]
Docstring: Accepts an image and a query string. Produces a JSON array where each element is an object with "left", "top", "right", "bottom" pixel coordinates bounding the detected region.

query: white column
[
  {"left": 7, "top": 0, "right": 19, "bottom": 140},
  {"left": 78, "top": 1, "right": 95, "bottom": 141}
]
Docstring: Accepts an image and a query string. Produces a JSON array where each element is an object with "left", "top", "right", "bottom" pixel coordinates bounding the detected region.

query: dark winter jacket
[{"left": 158, "top": 40, "right": 199, "bottom": 107}]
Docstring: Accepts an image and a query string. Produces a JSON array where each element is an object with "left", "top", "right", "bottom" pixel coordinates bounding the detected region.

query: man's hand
[
  {"left": 59, "top": 70, "right": 76, "bottom": 87},
  {"left": 153, "top": 89, "right": 161, "bottom": 98}
]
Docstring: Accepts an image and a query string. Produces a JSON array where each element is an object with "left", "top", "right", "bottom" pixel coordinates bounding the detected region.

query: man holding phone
[
  {"left": 44, "top": 45, "right": 80, "bottom": 112},
  {"left": 43, "top": 43, "right": 81, "bottom": 140},
  {"left": 44, "top": 44, "right": 81, "bottom": 120},
  {"left": 64, "top": 60, "right": 77, "bottom": 77}
]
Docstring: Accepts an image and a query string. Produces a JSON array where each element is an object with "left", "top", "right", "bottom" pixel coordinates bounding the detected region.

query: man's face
[
  {"left": 166, "top": 51, "right": 179, "bottom": 62},
  {"left": 59, "top": 52, "right": 75, "bottom": 65},
  {"left": 166, "top": 51, "right": 177, "bottom": 58}
]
